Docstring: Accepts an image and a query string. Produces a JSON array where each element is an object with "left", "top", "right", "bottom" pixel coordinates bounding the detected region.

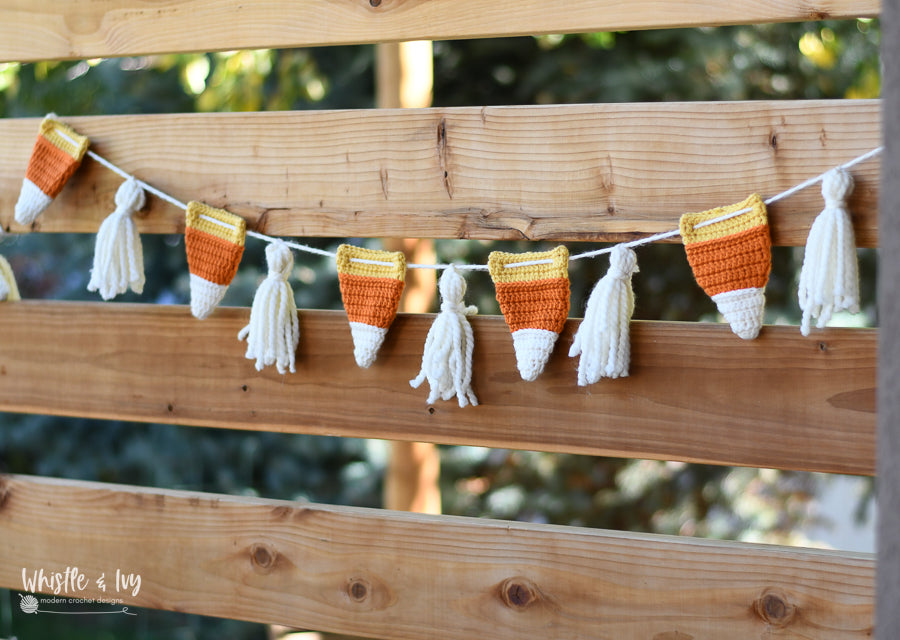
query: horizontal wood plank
[
  {"left": 0, "top": 0, "right": 881, "bottom": 63},
  {"left": 0, "top": 301, "right": 876, "bottom": 475},
  {"left": 0, "top": 475, "right": 875, "bottom": 638},
  {"left": 0, "top": 102, "right": 881, "bottom": 246}
]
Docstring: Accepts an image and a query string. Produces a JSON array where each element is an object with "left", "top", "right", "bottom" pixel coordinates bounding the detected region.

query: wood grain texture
[
  {"left": 0, "top": 0, "right": 881, "bottom": 63},
  {"left": 0, "top": 474, "right": 875, "bottom": 639},
  {"left": 0, "top": 301, "right": 875, "bottom": 475},
  {"left": 0, "top": 102, "right": 881, "bottom": 246}
]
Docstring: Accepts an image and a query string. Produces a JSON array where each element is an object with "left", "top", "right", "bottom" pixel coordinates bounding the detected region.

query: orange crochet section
[
  {"left": 25, "top": 135, "right": 81, "bottom": 198},
  {"left": 185, "top": 227, "right": 245, "bottom": 285},
  {"left": 338, "top": 273, "right": 405, "bottom": 329},
  {"left": 495, "top": 277, "right": 570, "bottom": 333},
  {"left": 684, "top": 224, "right": 772, "bottom": 296}
]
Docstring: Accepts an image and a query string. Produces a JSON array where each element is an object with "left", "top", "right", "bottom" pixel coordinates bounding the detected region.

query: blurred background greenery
[{"left": 0, "top": 18, "right": 880, "bottom": 639}]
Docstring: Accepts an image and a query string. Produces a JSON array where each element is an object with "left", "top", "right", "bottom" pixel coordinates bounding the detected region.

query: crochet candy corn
[
  {"left": 336, "top": 244, "right": 406, "bottom": 368},
  {"left": 680, "top": 194, "right": 771, "bottom": 339},
  {"left": 185, "top": 201, "right": 246, "bottom": 319},
  {"left": 15, "top": 114, "right": 90, "bottom": 225},
  {"left": 489, "top": 246, "right": 570, "bottom": 381}
]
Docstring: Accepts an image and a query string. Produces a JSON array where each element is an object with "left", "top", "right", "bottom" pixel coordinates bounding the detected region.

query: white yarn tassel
[
  {"left": 0, "top": 255, "right": 19, "bottom": 302},
  {"left": 410, "top": 265, "right": 478, "bottom": 407},
  {"left": 238, "top": 240, "right": 300, "bottom": 374},
  {"left": 798, "top": 167, "right": 859, "bottom": 336},
  {"left": 87, "top": 177, "right": 146, "bottom": 300},
  {"left": 569, "top": 245, "right": 638, "bottom": 385}
]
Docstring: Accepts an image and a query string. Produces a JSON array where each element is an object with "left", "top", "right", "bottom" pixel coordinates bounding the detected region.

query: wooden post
[
  {"left": 375, "top": 41, "right": 434, "bottom": 109},
  {"left": 878, "top": 0, "right": 899, "bottom": 635},
  {"left": 376, "top": 41, "right": 441, "bottom": 515}
]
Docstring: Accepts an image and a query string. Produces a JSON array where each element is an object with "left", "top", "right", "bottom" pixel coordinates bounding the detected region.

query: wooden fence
[{"left": 0, "top": 1, "right": 886, "bottom": 638}]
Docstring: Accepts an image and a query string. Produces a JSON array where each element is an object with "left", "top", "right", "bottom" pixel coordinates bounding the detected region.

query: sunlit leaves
[
  {"left": 0, "top": 62, "right": 19, "bottom": 94},
  {"left": 800, "top": 30, "right": 838, "bottom": 69}
]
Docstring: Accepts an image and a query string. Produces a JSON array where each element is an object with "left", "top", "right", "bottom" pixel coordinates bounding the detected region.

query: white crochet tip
[
  {"left": 712, "top": 287, "right": 765, "bottom": 339},
  {"left": 14, "top": 179, "right": 52, "bottom": 225},
  {"left": 189, "top": 273, "right": 228, "bottom": 320},
  {"left": 511, "top": 328, "right": 559, "bottom": 381},
  {"left": 349, "top": 322, "right": 388, "bottom": 369}
]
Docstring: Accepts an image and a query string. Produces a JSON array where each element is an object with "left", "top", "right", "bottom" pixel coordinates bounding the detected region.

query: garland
[{"left": 2, "top": 115, "right": 881, "bottom": 407}]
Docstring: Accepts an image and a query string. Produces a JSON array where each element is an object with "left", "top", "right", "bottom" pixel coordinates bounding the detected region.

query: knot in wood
[
  {"left": 250, "top": 543, "right": 277, "bottom": 572},
  {"left": 369, "top": 0, "right": 382, "bottom": 6},
  {"left": 347, "top": 577, "right": 370, "bottom": 603},
  {"left": 754, "top": 588, "right": 797, "bottom": 628},
  {"left": 499, "top": 577, "right": 540, "bottom": 610}
]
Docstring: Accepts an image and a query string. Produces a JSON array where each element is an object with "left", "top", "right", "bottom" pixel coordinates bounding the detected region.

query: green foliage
[{"left": 432, "top": 20, "right": 880, "bottom": 105}]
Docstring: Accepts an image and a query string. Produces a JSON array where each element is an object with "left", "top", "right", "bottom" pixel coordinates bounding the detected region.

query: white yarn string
[
  {"left": 797, "top": 167, "right": 859, "bottom": 336},
  {"left": 765, "top": 145, "right": 882, "bottom": 208},
  {"left": 87, "top": 176, "right": 146, "bottom": 300},
  {"left": 569, "top": 245, "right": 638, "bottom": 385},
  {"left": 237, "top": 239, "right": 300, "bottom": 374},
  {"left": 410, "top": 265, "right": 479, "bottom": 407},
  {"left": 569, "top": 230, "right": 681, "bottom": 262},
  {"left": 86, "top": 151, "right": 188, "bottom": 211},
  {"left": 568, "top": 146, "right": 883, "bottom": 263},
  {"left": 82, "top": 146, "right": 882, "bottom": 271},
  {"left": 248, "top": 233, "right": 489, "bottom": 269}
]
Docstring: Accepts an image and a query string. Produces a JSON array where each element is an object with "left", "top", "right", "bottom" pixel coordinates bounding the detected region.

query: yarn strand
[
  {"left": 410, "top": 265, "right": 479, "bottom": 407},
  {"left": 76, "top": 144, "right": 881, "bottom": 273},
  {"left": 798, "top": 167, "right": 859, "bottom": 335},
  {"left": 87, "top": 176, "right": 146, "bottom": 300},
  {"left": 238, "top": 239, "right": 300, "bottom": 373},
  {"left": 569, "top": 245, "right": 638, "bottom": 384}
]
